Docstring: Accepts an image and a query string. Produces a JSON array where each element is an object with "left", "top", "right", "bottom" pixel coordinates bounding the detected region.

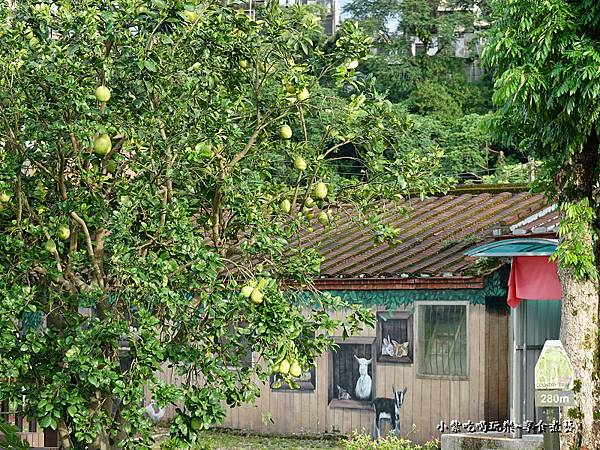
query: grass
[{"left": 155, "top": 429, "right": 342, "bottom": 450}]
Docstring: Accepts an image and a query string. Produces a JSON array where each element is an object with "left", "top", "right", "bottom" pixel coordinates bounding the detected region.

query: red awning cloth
[{"left": 507, "top": 256, "right": 562, "bottom": 308}]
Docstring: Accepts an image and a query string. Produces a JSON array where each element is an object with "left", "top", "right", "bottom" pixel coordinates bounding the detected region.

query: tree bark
[
  {"left": 57, "top": 420, "right": 73, "bottom": 449},
  {"left": 557, "top": 129, "right": 600, "bottom": 449},
  {"left": 558, "top": 262, "right": 600, "bottom": 450}
]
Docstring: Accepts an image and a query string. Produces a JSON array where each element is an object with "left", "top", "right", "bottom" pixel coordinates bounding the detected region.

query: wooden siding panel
[
  {"left": 484, "top": 301, "right": 510, "bottom": 422},
  {"left": 477, "top": 306, "right": 486, "bottom": 424},
  {"left": 439, "top": 378, "right": 450, "bottom": 436},
  {"left": 147, "top": 303, "right": 500, "bottom": 445},
  {"left": 497, "top": 312, "right": 509, "bottom": 421},
  {"left": 317, "top": 353, "right": 329, "bottom": 433},
  {"left": 468, "top": 305, "right": 480, "bottom": 424}
]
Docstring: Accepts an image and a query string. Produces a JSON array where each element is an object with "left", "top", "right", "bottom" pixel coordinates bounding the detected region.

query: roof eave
[{"left": 313, "top": 276, "right": 483, "bottom": 291}]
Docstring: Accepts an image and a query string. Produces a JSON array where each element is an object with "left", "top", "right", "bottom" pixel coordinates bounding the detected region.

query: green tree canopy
[
  {"left": 0, "top": 1, "right": 451, "bottom": 448},
  {"left": 483, "top": 0, "right": 600, "bottom": 447}
]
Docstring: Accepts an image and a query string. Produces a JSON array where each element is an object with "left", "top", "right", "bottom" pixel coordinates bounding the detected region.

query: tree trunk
[
  {"left": 556, "top": 127, "right": 600, "bottom": 450},
  {"left": 91, "top": 430, "right": 111, "bottom": 450},
  {"left": 559, "top": 264, "right": 600, "bottom": 449},
  {"left": 57, "top": 420, "right": 73, "bottom": 450}
]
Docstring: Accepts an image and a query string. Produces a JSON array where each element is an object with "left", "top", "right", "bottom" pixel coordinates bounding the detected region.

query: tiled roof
[{"left": 296, "top": 189, "right": 558, "bottom": 279}]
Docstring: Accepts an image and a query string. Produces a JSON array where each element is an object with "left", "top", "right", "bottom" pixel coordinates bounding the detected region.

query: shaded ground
[{"left": 155, "top": 430, "right": 342, "bottom": 449}]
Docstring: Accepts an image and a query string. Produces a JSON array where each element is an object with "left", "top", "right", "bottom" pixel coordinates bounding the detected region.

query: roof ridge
[{"left": 442, "top": 183, "right": 531, "bottom": 195}]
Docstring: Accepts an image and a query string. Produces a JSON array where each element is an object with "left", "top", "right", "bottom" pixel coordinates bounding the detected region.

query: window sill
[
  {"left": 328, "top": 399, "right": 373, "bottom": 410},
  {"left": 416, "top": 373, "right": 469, "bottom": 381},
  {"left": 377, "top": 355, "right": 413, "bottom": 364},
  {"left": 271, "top": 380, "right": 316, "bottom": 392},
  {"left": 272, "top": 386, "right": 316, "bottom": 393}
]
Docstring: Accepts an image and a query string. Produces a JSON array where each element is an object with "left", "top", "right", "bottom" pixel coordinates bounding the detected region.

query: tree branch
[
  {"left": 212, "top": 156, "right": 225, "bottom": 250},
  {"left": 70, "top": 212, "right": 104, "bottom": 289},
  {"left": 228, "top": 124, "right": 264, "bottom": 169},
  {"left": 15, "top": 174, "right": 23, "bottom": 235}
]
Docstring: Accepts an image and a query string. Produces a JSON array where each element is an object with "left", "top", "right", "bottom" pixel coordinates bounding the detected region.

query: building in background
[
  {"left": 150, "top": 185, "right": 559, "bottom": 445},
  {"left": 239, "top": 0, "right": 340, "bottom": 35},
  {"left": 408, "top": 1, "right": 488, "bottom": 81}
]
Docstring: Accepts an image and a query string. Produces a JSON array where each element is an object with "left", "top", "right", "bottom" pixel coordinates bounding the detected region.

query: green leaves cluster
[
  {"left": 0, "top": 418, "right": 32, "bottom": 450},
  {"left": 553, "top": 199, "right": 598, "bottom": 281},
  {"left": 0, "top": 0, "right": 417, "bottom": 448},
  {"left": 482, "top": 0, "right": 600, "bottom": 161}
]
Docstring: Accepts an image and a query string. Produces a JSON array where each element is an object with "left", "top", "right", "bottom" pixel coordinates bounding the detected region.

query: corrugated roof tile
[{"left": 297, "top": 190, "right": 557, "bottom": 278}]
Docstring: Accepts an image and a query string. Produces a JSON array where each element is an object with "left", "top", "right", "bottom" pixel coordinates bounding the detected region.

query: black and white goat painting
[{"left": 372, "top": 386, "right": 407, "bottom": 439}]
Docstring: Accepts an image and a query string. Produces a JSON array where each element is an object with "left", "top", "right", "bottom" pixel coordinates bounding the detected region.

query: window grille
[{"left": 417, "top": 304, "right": 468, "bottom": 378}]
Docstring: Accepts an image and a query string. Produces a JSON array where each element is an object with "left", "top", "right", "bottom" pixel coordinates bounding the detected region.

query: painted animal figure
[
  {"left": 372, "top": 386, "right": 407, "bottom": 439},
  {"left": 381, "top": 336, "right": 395, "bottom": 356},
  {"left": 392, "top": 340, "right": 409, "bottom": 358},
  {"left": 337, "top": 385, "right": 351, "bottom": 400},
  {"left": 353, "top": 355, "right": 372, "bottom": 400},
  {"left": 145, "top": 401, "right": 166, "bottom": 423}
]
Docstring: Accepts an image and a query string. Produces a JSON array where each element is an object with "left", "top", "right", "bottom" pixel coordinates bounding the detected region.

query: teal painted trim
[
  {"left": 483, "top": 268, "right": 509, "bottom": 298},
  {"left": 21, "top": 311, "right": 44, "bottom": 332},
  {"left": 322, "top": 288, "right": 485, "bottom": 309},
  {"left": 465, "top": 238, "right": 558, "bottom": 257}
]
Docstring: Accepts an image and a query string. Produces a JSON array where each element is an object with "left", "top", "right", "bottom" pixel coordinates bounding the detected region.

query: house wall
[
  {"left": 522, "top": 300, "right": 561, "bottom": 422},
  {"left": 216, "top": 303, "right": 489, "bottom": 444},
  {"left": 0, "top": 400, "right": 48, "bottom": 448},
  {"left": 484, "top": 298, "right": 510, "bottom": 422}
]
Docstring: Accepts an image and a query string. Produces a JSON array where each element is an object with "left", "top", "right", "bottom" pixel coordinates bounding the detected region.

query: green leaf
[{"left": 144, "top": 59, "right": 157, "bottom": 72}]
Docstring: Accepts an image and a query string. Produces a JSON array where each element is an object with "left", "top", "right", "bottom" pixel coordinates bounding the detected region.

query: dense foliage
[
  {"left": 0, "top": 1, "right": 448, "bottom": 448},
  {"left": 341, "top": 432, "right": 440, "bottom": 450},
  {"left": 483, "top": 0, "right": 600, "bottom": 448},
  {"left": 342, "top": 0, "right": 530, "bottom": 183}
]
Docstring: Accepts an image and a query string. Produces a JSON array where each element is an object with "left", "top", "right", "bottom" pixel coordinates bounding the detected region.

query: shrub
[
  {"left": 340, "top": 432, "right": 440, "bottom": 450},
  {"left": 0, "top": 419, "right": 31, "bottom": 450}
]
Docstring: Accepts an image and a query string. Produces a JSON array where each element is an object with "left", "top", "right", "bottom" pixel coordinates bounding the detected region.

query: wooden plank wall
[
  {"left": 216, "top": 303, "right": 488, "bottom": 444},
  {"left": 0, "top": 400, "right": 47, "bottom": 447},
  {"left": 484, "top": 302, "right": 509, "bottom": 422}
]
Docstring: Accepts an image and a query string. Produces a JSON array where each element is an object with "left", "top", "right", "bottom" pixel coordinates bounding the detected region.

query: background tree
[
  {"left": 0, "top": 1, "right": 447, "bottom": 449},
  {"left": 483, "top": 0, "right": 600, "bottom": 447},
  {"left": 341, "top": 0, "right": 530, "bottom": 183}
]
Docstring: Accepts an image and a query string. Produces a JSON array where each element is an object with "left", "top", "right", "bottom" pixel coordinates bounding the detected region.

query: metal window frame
[{"left": 415, "top": 301, "right": 470, "bottom": 380}]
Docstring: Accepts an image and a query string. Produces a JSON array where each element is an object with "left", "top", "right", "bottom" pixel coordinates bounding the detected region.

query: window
[
  {"left": 417, "top": 303, "right": 468, "bottom": 379},
  {"left": 270, "top": 367, "right": 316, "bottom": 391},
  {"left": 328, "top": 337, "right": 375, "bottom": 409},
  {"left": 376, "top": 311, "right": 413, "bottom": 363},
  {"left": 414, "top": 42, "right": 426, "bottom": 56}
]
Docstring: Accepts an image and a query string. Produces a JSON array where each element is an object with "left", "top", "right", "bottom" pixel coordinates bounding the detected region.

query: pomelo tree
[
  {"left": 0, "top": 0, "right": 448, "bottom": 449},
  {"left": 483, "top": 0, "right": 600, "bottom": 447}
]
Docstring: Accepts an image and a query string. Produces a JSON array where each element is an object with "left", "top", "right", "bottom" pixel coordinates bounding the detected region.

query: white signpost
[{"left": 534, "top": 340, "right": 574, "bottom": 450}]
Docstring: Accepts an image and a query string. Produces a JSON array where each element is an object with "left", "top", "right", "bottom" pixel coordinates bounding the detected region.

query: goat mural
[
  {"left": 372, "top": 386, "right": 407, "bottom": 439},
  {"left": 353, "top": 355, "right": 372, "bottom": 400},
  {"left": 145, "top": 400, "right": 166, "bottom": 423}
]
